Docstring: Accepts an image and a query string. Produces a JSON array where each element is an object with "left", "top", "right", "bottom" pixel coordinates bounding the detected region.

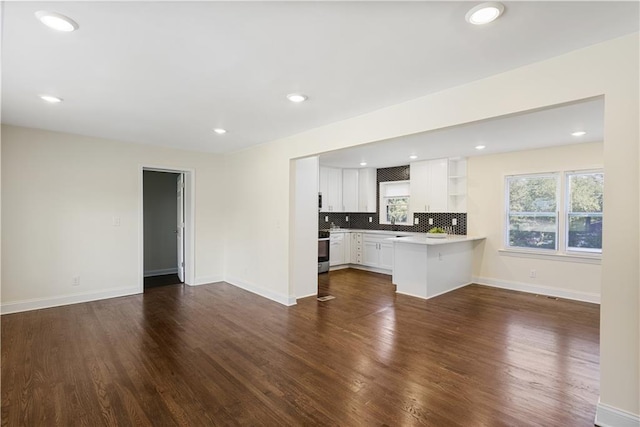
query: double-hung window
[
  {"left": 506, "top": 174, "right": 559, "bottom": 250},
  {"left": 505, "top": 170, "right": 603, "bottom": 255}
]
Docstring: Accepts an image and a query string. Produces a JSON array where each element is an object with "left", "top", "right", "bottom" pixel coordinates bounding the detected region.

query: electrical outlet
[
  {"left": 325, "top": 216, "right": 329, "bottom": 222},
  {"left": 369, "top": 217, "right": 372, "bottom": 223},
  {"left": 429, "top": 218, "right": 434, "bottom": 225},
  {"left": 345, "top": 216, "right": 349, "bottom": 222},
  {"left": 414, "top": 217, "right": 419, "bottom": 225},
  {"left": 112, "top": 216, "right": 121, "bottom": 227},
  {"left": 452, "top": 218, "right": 457, "bottom": 226},
  {"left": 72, "top": 276, "right": 80, "bottom": 286},
  {"left": 529, "top": 269, "right": 536, "bottom": 278}
]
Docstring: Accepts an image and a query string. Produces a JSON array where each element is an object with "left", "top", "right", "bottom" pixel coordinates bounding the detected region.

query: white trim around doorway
[{"left": 139, "top": 165, "right": 196, "bottom": 291}]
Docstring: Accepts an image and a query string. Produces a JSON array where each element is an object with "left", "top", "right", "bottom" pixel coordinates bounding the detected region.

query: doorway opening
[{"left": 141, "top": 167, "right": 193, "bottom": 291}]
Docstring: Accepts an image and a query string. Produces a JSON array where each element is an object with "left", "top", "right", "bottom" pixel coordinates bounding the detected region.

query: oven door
[
  {"left": 318, "top": 238, "right": 330, "bottom": 262},
  {"left": 318, "top": 238, "right": 330, "bottom": 273}
]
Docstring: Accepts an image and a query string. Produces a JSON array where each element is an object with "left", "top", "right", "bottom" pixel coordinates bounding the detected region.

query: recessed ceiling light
[
  {"left": 40, "top": 95, "right": 63, "bottom": 103},
  {"left": 286, "top": 93, "right": 308, "bottom": 103},
  {"left": 409, "top": 155, "right": 418, "bottom": 160},
  {"left": 213, "top": 128, "right": 227, "bottom": 135},
  {"left": 465, "top": 2, "right": 505, "bottom": 25},
  {"left": 360, "top": 162, "right": 367, "bottom": 166},
  {"left": 35, "top": 11, "right": 79, "bottom": 32},
  {"left": 475, "top": 145, "right": 486, "bottom": 150},
  {"left": 571, "top": 131, "right": 587, "bottom": 137}
]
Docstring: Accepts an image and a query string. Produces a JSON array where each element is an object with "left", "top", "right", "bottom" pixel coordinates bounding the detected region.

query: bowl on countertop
[{"left": 426, "top": 232, "right": 448, "bottom": 238}]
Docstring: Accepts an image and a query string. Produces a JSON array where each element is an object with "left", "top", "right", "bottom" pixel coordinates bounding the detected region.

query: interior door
[{"left": 177, "top": 173, "right": 185, "bottom": 282}]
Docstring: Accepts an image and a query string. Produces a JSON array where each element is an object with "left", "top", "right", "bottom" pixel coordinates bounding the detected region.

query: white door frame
[{"left": 139, "top": 165, "right": 196, "bottom": 291}]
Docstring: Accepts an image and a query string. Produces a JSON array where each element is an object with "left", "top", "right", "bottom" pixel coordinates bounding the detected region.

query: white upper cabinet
[
  {"left": 358, "top": 168, "right": 377, "bottom": 213},
  {"left": 320, "top": 167, "right": 377, "bottom": 213},
  {"left": 342, "top": 169, "right": 359, "bottom": 212},
  {"left": 319, "top": 166, "right": 342, "bottom": 212},
  {"left": 410, "top": 158, "right": 449, "bottom": 213}
]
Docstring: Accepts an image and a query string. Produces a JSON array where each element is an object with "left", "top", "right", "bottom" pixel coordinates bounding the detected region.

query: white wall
[
  {"left": 225, "top": 34, "right": 638, "bottom": 418},
  {"left": 468, "top": 142, "right": 603, "bottom": 302},
  {"left": 290, "top": 156, "right": 319, "bottom": 299},
  {"left": 1, "top": 125, "right": 225, "bottom": 311},
  {"left": 143, "top": 171, "right": 179, "bottom": 275}
]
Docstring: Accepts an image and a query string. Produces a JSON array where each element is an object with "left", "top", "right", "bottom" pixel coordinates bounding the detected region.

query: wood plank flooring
[
  {"left": 1, "top": 269, "right": 600, "bottom": 426},
  {"left": 143, "top": 274, "right": 182, "bottom": 290}
]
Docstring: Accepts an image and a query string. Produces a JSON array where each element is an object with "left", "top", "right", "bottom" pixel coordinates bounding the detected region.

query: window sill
[{"left": 498, "top": 249, "right": 601, "bottom": 265}]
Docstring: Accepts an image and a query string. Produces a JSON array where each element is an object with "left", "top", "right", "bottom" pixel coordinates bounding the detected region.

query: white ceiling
[
  {"left": 319, "top": 97, "right": 604, "bottom": 168},
  {"left": 2, "top": 2, "right": 638, "bottom": 154}
]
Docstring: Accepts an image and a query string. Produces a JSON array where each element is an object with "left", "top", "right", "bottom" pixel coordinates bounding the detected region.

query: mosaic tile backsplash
[{"left": 319, "top": 165, "right": 467, "bottom": 235}]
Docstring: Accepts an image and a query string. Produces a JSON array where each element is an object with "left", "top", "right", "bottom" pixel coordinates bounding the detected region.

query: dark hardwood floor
[
  {"left": 143, "top": 274, "right": 182, "bottom": 290},
  {"left": 1, "top": 269, "right": 600, "bottom": 426}
]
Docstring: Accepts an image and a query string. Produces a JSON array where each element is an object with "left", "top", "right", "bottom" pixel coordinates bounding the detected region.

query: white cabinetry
[
  {"left": 409, "top": 158, "right": 448, "bottom": 214},
  {"left": 358, "top": 168, "right": 377, "bottom": 213},
  {"left": 342, "top": 169, "right": 359, "bottom": 212},
  {"left": 447, "top": 158, "right": 467, "bottom": 212},
  {"left": 379, "top": 242, "right": 394, "bottom": 270},
  {"left": 329, "top": 232, "right": 350, "bottom": 266},
  {"left": 319, "top": 166, "right": 342, "bottom": 212},
  {"left": 362, "top": 233, "right": 394, "bottom": 271},
  {"left": 320, "top": 167, "right": 377, "bottom": 213}
]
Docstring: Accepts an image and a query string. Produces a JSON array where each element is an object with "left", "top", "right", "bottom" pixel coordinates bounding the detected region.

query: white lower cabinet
[
  {"left": 329, "top": 233, "right": 344, "bottom": 266},
  {"left": 379, "top": 242, "right": 394, "bottom": 270},
  {"left": 330, "top": 231, "right": 393, "bottom": 272},
  {"left": 363, "top": 240, "right": 379, "bottom": 266},
  {"left": 362, "top": 234, "right": 394, "bottom": 271}
]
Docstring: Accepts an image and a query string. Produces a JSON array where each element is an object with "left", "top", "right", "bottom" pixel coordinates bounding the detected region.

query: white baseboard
[
  {"left": 396, "top": 282, "right": 473, "bottom": 301},
  {"left": 189, "top": 276, "right": 223, "bottom": 286},
  {"left": 1, "top": 286, "right": 140, "bottom": 315},
  {"left": 595, "top": 399, "right": 640, "bottom": 427},
  {"left": 144, "top": 268, "right": 178, "bottom": 277},
  {"left": 225, "top": 276, "right": 297, "bottom": 306},
  {"left": 472, "top": 276, "right": 600, "bottom": 304},
  {"left": 296, "top": 292, "right": 318, "bottom": 300}
]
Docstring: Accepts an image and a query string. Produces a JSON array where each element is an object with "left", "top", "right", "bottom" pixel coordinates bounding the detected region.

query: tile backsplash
[
  {"left": 319, "top": 212, "right": 467, "bottom": 234},
  {"left": 319, "top": 165, "right": 467, "bottom": 234}
]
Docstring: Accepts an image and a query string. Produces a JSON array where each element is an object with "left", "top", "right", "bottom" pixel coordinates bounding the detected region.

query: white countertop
[{"left": 387, "top": 235, "right": 486, "bottom": 245}]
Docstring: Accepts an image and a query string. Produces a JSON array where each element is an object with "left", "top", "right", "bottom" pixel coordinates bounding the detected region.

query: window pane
[
  {"left": 569, "top": 173, "right": 603, "bottom": 213},
  {"left": 507, "top": 174, "right": 558, "bottom": 251},
  {"left": 567, "top": 172, "right": 603, "bottom": 253},
  {"left": 509, "top": 176, "right": 557, "bottom": 212},
  {"left": 568, "top": 214, "right": 602, "bottom": 250},
  {"left": 386, "top": 197, "right": 408, "bottom": 223},
  {"left": 508, "top": 215, "right": 557, "bottom": 250}
]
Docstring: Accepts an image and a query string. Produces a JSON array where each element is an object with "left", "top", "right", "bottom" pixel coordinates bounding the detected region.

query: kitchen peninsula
[{"left": 388, "top": 235, "right": 485, "bottom": 299}]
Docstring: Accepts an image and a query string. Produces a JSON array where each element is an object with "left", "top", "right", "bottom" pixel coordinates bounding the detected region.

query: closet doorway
[{"left": 142, "top": 168, "right": 191, "bottom": 290}]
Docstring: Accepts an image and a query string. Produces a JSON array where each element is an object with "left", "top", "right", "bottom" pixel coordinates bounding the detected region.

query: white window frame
[
  {"left": 379, "top": 180, "right": 410, "bottom": 225},
  {"left": 503, "top": 169, "right": 603, "bottom": 260}
]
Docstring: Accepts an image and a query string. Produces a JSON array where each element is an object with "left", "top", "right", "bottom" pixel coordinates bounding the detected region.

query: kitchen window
[
  {"left": 505, "top": 170, "right": 603, "bottom": 256},
  {"left": 379, "top": 180, "right": 410, "bottom": 225}
]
